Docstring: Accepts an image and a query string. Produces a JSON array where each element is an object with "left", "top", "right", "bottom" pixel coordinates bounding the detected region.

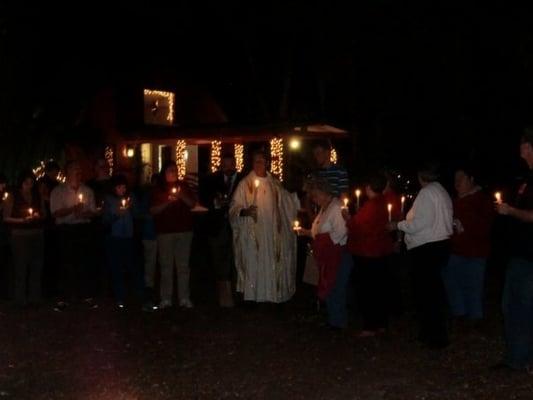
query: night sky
[{"left": 2, "top": 4, "right": 533, "bottom": 183}]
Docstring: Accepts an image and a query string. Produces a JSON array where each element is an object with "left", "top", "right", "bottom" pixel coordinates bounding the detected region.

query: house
[{"left": 86, "top": 83, "right": 348, "bottom": 185}]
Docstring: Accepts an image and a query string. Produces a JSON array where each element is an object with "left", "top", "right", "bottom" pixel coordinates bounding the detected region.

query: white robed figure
[{"left": 229, "top": 151, "right": 299, "bottom": 303}]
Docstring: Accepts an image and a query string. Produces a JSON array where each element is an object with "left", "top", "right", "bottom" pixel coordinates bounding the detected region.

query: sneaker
[
  {"left": 158, "top": 300, "right": 172, "bottom": 309},
  {"left": 84, "top": 298, "right": 99, "bottom": 310},
  {"left": 53, "top": 301, "right": 68, "bottom": 312},
  {"left": 179, "top": 299, "right": 194, "bottom": 309}
]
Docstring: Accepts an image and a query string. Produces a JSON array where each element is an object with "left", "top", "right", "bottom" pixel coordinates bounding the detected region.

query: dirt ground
[{"left": 0, "top": 275, "right": 532, "bottom": 400}]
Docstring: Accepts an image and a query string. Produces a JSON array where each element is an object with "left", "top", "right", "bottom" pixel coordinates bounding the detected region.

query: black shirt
[{"left": 509, "top": 169, "right": 533, "bottom": 261}]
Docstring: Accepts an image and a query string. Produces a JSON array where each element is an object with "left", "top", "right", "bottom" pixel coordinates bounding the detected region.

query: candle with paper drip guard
[
  {"left": 342, "top": 197, "right": 349, "bottom": 210},
  {"left": 494, "top": 192, "right": 502, "bottom": 204},
  {"left": 355, "top": 189, "right": 361, "bottom": 210},
  {"left": 387, "top": 203, "right": 393, "bottom": 222},
  {"left": 401, "top": 196, "right": 406, "bottom": 214},
  {"left": 293, "top": 220, "right": 302, "bottom": 234},
  {"left": 252, "top": 179, "right": 260, "bottom": 205}
]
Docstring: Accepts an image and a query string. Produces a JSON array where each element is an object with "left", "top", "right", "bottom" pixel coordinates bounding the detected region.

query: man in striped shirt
[{"left": 312, "top": 141, "right": 349, "bottom": 198}]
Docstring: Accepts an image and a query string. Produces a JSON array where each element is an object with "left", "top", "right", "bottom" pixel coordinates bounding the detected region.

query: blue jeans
[
  {"left": 325, "top": 251, "right": 354, "bottom": 328},
  {"left": 502, "top": 258, "right": 533, "bottom": 369},
  {"left": 105, "top": 237, "right": 143, "bottom": 303},
  {"left": 442, "top": 254, "right": 486, "bottom": 319}
]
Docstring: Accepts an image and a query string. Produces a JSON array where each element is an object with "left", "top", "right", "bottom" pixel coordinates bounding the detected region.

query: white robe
[{"left": 229, "top": 171, "right": 299, "bottom": 303}]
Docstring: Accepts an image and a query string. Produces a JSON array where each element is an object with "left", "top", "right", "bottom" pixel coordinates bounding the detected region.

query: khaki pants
[
  {"left": 157, "top": 232, "right": 193, "bottom": 304},
  {"left": 143, "top": 239, "right": 158, "bottom": 289}
]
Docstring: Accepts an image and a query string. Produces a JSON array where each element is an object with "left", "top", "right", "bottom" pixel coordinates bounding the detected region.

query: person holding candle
[
  {"left": 493, "top": 129, "right": 533, "bottom": 372},
  {"left": 50, "top": 161, "right": 99, "bottom": 311},
  {"left": 345, "top": 172, "right": 393, "bottom": 336},
  {"left": 441, "top": 166, "right": 493, "bottom": 325},
  {"left": 3, "top": 170, "right": 44, "bottom": 306},
  {"left": 298, "top": 177, "right": 352, "bottom": 328},
  {"left": 0, "top": 173, "right": 9, "bottom": 300},
  {"left": 229, "top": 150, "right": 299, "bottom": 303},
  {"left": 387, "top": 162, "right": 453, "bottom": 349},
  {"left": 102, "top": 175, "right": 143, "bottom": 309},
  {"left": 150, "top": 161, "right": 197, "bottom": 309},
  {"left": 200, "top": 154, "right": 243, "bottom": 307}
]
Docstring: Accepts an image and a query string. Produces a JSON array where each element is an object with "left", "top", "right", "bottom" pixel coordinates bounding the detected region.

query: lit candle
[
  {"left": 401, "top": 196, "right": 406, "bottom": 214},
  {"left": 343, "top": 197, "right": 349, "bottom": 209},
  {"left": 78, "top": 193, "right": 84, "bottom": 204},
  {"left": 293, "top": 220, "right": 301, "bottom": 233},
  {"left": 171, "top": 187, "right": 177, "bottom": 195},
  {"left": 2, "top": 192, "right": 7, "bottom": 201},
  {"left": 495, "top": 192, "right": 502, "bottom": 204},
  {"left": 355, "top": 189, "right": 361, "bottom": 210},
  {"left": 253, "top": 179, "right": 260, "bottom": 205},
  {"left": 121, "top": 198, "right": 127, "bottom": 209},
  {"left": 387, "top": 203, "right": 392, "bottom": 222},
  {"left": 28, "top": 207, "right": 33, "bottom": 218}
]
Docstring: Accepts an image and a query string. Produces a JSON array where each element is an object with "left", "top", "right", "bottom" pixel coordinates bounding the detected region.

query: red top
[
  {"left": 151, "top": 182, "right": 194, "bottom": 234},
  {"left": 347, "top": 194, "right": 394, "bottom": 258},
  {"left": 312, "top": 233, "right": 343, "bottom": 300},
  {"left": 451, "top": 190, "right": 493, "bottom": 258}
]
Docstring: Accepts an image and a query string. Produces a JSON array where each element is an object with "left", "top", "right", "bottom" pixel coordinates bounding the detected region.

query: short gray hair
[{"left": 306, "top": 176, "right": 336, "bottom": 196}]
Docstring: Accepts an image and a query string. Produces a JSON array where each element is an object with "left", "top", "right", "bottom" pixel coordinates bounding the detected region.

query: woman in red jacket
[
  {"left": 345, "top": 173, "right": 394, "bottom": 337},
  {"left": 442, "top": 166, "right": 493, "bottom": 321}
]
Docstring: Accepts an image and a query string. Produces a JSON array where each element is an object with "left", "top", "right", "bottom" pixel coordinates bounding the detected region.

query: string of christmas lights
[
  {"left": 175, "top": 140, "right": 187, "bottom": 180},
  {"left": 330, "top": 147, "right": 338, "bottom": 164},
  {"left": 104, "top": 146, "right": 114, "bottom": 176},
  {"left": 234, "top": 144, "right": 244, "bottom": 173},
  {"left": 270, "top": 137, "right": 284, "bottom": 182},
  {"left": 210, "top": 140, "right": 222, "bottom": 173},
  {"left": 143, "top": 89, "right": 175, "bottom": 124}
]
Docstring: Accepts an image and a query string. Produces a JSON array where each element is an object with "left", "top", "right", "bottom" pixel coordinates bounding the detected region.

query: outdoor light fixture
[
  {"left": 125, "top": 146, "right": 135, "bottom": 158},
  {"left": 289, "top": 137, "right": 301, "bottom": 150}
]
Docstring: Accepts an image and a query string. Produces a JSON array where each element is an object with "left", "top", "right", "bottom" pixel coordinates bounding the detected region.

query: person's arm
[
  {"left": 229, "top": 180, "right": 257, "bottom": 221},
  {"left": 2, "top": 196, "right": 27, "bottom": 224},
  {"left": 397, "top": 190, "right": 434, "bottom": 234},
  {"left": 50, "top": 188, "right": 79, "bottom": 219},
  {"left": 496, "top": 202, "right": 533, "bottom": 222},
  {"left": 178, "top": 184, "right": 197, "bottom": 209},
  {"left": 328, "top": 207, "right": 348, "bottom": 245}
]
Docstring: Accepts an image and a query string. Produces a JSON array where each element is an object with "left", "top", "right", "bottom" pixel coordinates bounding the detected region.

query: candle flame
[
  {"left": 28, "top": 207, "right": 33, "bottom": 216},
  {"left": 355, "top": 189, "right": 361, "bottom": 198},
  {"left": 343, "top": 198, "right": 349, "bottom": 207},
  {"left": 294, "top": 220, "right": 300, "bottom": 228},
  {"left": 401, "top": 196, "right": 405, "bottom": 203},
  {"left": 254, "top": 179, "right": 260, "bottom": 188},
  {"left": 121, "top": 199, "right": 126, "bottom": 208},
  {"left": 171, "top": 187, "right": 177, "bottom": 194},
  {"left": 78, "top": 193, "right": 84, "bottom": 203},
  {"left": 495, "top": 192, "right": 502, "bottom": 203},
  {"left": 387, "top": 203, "right": 392, "bottom": 212}
]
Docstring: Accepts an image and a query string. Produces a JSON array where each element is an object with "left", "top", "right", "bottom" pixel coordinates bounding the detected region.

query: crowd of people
[{"left": 1, "top": 132, "right": 533, "bottom": 373}]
